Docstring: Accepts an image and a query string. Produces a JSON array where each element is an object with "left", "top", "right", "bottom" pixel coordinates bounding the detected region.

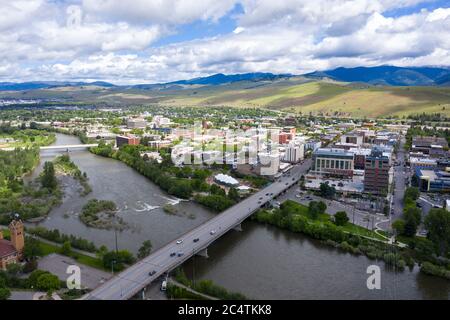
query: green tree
[
  {"left": 424, "top": 208, "right": 450, "bottom": 256},
  {"left": 103, "top": 250, "right": 135, "bottom": 271},
  {"left": 317, "top": 201, "right": 327, "bottom": 213},
  {"left": 0, "top": 287, "right": 11, "bottom": 300},
  {"left": 404, "top": 187, "right": 420, "bottom": 201},
  {"left": 27, "top": 270, "right": 50, "bottom": 289},
  {"left": 228, "top": 187, "right": 240, "bottom": 202},
  {"left": 60, "top": 241, "right": 72, "bottom": 256},
  {"left": 334, "top": 211, "right": 349, "bottom": 226},
  {"left": 319, "top": 183, "right": 336, "bottom": 199},
  {"left": 23, "top": 237, "right": 43, "bottom": 260},
  {"left": 36, "top": 273, "right": 60, "bottom": 293},
  {"left": 402, "top": 206, "right": 422, "bottom": 237},
  {"left": 392, "top": 219, "right": 405, "bottom": 236},
  {"left": 403, "top": 218, "right": 418, "bottom": 237},
  {"left": 96, "top": 245, "right": 109, "bottom": 260},
  {"left": 6, "top": 263, "right": 21, "bottom": 277},
  {"left": 41, "top": 161, "right": 57, "bottom": 190},
  {"left": 308, "top": 201, "right": 322, "bottom": 220},
  {"left": 210, "top": 184, "right": 226, "bottom": 196},
  {"left": 137, "top": 240, "right": 153, "bottom": 259}
]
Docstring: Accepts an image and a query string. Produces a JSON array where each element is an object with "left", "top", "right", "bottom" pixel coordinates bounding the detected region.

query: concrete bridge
[
  {"left": 39, "top": 144, "right": 98, "bottom": 151},
  {"left": 86, "top": 159, "right": 312, "bottom": 300},
  {"left": 0, "top": 144, "right": 98, "bottom": 151}
]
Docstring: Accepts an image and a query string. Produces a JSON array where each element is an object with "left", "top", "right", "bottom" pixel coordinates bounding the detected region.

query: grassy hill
[
  {"left": 1, "top": 78, "right": 449, "bottom": 118},
  {"left": 153, "top": 79, "right": 450, "bottom": 117}
]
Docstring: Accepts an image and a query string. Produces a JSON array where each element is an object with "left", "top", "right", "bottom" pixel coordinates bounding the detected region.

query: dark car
[
  {"left": 193, "top": 238, "right": 199, "bottom": 243},
  {"left": 170, "top": 252, "right": 176, "bottom": 257},
  {"left": 149, "top": 270, "right": 156, "bottom": 276},
  {"left": 177, "top": 252, "right": 184, "bottom": 257}
]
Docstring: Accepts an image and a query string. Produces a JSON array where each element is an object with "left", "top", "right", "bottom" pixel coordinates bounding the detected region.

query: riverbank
[
  {"left": 168, "top": 269, "right": 247, "bottom": 300},
  {"left": 0, "top": 148, "right": 63, "bottom": 224},
  {"left": 252, "top": 200, "right": 450, "bottom": 280}
]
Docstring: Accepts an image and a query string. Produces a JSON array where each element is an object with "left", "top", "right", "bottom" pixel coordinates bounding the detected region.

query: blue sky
[
  {"left": 0, "top": 0, "right": 449, "bottom": 84},
  {"left": 154, "top": 3, "right": 244, "bottom": 47}
]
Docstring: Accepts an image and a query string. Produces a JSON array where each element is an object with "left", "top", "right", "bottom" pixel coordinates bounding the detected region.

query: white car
[
  {"left": 210, "top": 230, "right": 216, "bottom": 235},
  {"left": 176, "top": 239, "right": 183, "bottom": 244}
]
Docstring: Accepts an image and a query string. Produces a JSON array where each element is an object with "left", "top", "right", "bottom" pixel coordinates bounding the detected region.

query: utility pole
[
  {"left": 114, "top": 214, "right": 119, "bottom": 253},
  {"left": 111, "top": 260, "right": 116, "bottom": 276},
  {"left": 114, "top": 227, "right": 119, "bottom": 254},
  {"left": 352, "top": 206, "right": 355, "bottom": 224},
  {"left": 192, "top": 248, "right": 196, "bottom": 287}
]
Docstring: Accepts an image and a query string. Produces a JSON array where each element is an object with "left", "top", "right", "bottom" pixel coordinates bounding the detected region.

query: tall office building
[
  {"left": 284, "top": 142, "right": 304, "bottom": 163},
  {"left": 364, "top": 147, "right": 391, "bottom": 195}
]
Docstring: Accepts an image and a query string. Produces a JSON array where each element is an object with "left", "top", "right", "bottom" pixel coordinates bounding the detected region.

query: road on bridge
[{"left": 86, "top": 159, "right": 312, "bottom": 300}]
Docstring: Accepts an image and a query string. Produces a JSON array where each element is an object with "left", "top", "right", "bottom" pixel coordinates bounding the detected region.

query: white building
[
  {"left": 127, "top": 118, "right": 147, "bottom": 129},
  {"left": 259, "top": 152, "right": 280, "bottom": 176},
  {"left": 283, "top": 142, "right": 304, "bottom": 163},
  {"left": 152, "top": 115, "right": 171, "bottom": 128},
  {"left": 214, "top": 174, "right": 239, "bottom": 187}
]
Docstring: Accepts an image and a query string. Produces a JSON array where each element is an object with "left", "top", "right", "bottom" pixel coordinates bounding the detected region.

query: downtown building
[
  {"left": 127, "top": 118, "right": 147, "bottom": 129},
  {"left": 311, "top": 148, "right": 354, "bottom": 179},
  {"left": 116, "top": 135, "right": 140, "bottom": 148},
  {"left": 283, "top": 141, "right": 305, "bottom": 163},
  {"left": 364, "top": 147, "right": 392, "bottom": 195}
]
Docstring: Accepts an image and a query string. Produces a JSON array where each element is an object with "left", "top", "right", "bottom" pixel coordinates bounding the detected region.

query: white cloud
[
  {"left": 0, "top": 0, "right": 44, "bottom": 31},
  {"left": 0, "top": 0, "right": 449, "bottom": 83},
  {"left": 81, "top": 0, "right": 238, "bottom": 25}
]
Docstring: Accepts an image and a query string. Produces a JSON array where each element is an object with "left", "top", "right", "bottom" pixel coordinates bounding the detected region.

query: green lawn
[
  {"left": 0, "top": 227, "right": 105, "bottom": 271},
  {"left": 0, "top": 133, "right": 56, "bottom": 148},
  {"left": 286, "top": 202, "right": 386, "bottom": 241},
  {"left": 37, "top": 241, "right": 105, "bottom": 270}
]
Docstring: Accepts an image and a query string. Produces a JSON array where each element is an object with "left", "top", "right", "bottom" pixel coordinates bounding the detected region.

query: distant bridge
[
  {"left": 0, "top": 144, "right": 98, "bottom": 151},
  {"left": 39, "top": 144, "right": 98, "bottom": 150}
]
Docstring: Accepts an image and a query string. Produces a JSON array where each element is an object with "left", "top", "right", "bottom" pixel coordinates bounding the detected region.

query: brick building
[
  {"left": 0, "top": 218, "right": 24, "bottom": 270},
  {"left": 364, "top": 147, "right": 391, "bottom": 195},
  {"left": 116, "top": 135, "right": 140, "bottom": 148}
]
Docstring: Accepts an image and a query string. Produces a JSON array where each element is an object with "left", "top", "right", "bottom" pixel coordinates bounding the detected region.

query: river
[
  {"left": 28, "top": 133, "right": 215, "bottom": 253},
  {"left": 29, "top": 133, "right": 450, "bottom": 300}
]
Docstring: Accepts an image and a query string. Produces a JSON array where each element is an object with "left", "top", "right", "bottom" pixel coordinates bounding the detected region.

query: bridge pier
[
  {"left": 233, "top": 223, "right": 243, "bottom": 232},
  {"left": 196, "top": 248, "right": 209, "bottom": 258}
]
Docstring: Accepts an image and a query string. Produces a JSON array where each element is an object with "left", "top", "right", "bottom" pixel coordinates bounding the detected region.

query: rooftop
[
  {"left": 0, "top": 239, "right": 16, "bottom": 258},
  {"left": 313, "top": 148, "right": 354, "bottom": 157},
  {"left": 214, "top": 174, "right": 239, "bottom": 186}
]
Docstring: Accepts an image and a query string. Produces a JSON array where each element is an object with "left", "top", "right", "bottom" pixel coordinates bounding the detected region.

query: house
[{"left": 0, "top": 218, "right": 24, "bottom": 270}]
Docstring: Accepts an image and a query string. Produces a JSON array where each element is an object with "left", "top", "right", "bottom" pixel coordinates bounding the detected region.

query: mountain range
[{"left": 1, "top": 66, "right": 449, "bottom": 91}]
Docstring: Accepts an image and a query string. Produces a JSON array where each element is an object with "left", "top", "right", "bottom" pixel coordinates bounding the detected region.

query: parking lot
[{"left": 38, "top": 253, "right": 112, "bottom": 290}]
